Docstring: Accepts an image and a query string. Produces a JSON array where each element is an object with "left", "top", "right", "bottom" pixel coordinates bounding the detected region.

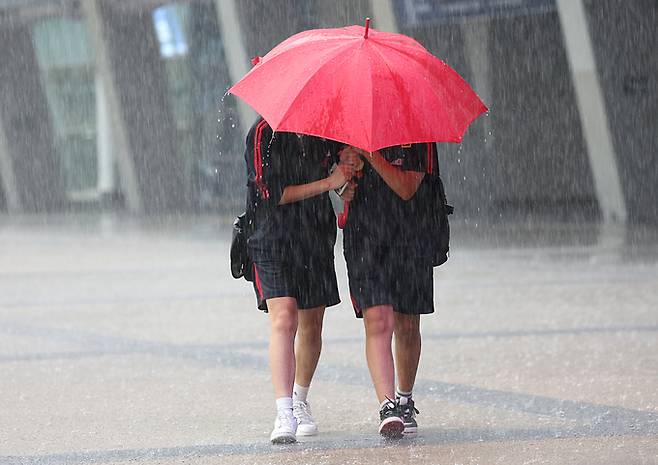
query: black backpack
[
  {"left": 425, "top": 143, "right": 453, "bottom": 267},
  {"left": 431, "top": 173, "right": 454, "bottom": 267},
  {"left": 230, "top": 212, "right": 253, "bottom": 281}
]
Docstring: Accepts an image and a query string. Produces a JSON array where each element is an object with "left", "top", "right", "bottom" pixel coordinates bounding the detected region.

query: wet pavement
[{"left": 1, "top": 214, "right": 657, "bottom": 465}]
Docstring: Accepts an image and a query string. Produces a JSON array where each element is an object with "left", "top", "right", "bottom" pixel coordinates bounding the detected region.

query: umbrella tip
[
  {"left": 251, "top": 56, "right": 262, "bottom": 66},
  {"left": 364, "top": 17, "right": 370, "bottom": 38}
]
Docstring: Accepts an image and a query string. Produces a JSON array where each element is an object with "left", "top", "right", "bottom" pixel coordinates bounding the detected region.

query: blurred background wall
[{"left": 0, "top": 0, "right": 656, "bottom": 224}]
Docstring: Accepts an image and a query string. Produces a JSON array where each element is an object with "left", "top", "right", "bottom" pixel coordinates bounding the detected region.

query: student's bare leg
[
  {"left": 267, "top": 296, "right": 299, "bottom": 443},
  {"left": 295, "top": 306, "right": 325, "bottom": 387},
  {"left": 363, "top": 305, "right": 396, "bottom": 402},
  {"left": 394, "top": 313, "right": 421, "bottom": 393},
  {"left": 292, "top": 306, "right": 324, "bottom": 436},
  {"left": 267, "top": 297, "right": 298, "bottom": 398}
]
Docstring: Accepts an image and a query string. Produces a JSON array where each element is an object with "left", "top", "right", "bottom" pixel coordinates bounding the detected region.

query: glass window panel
[{"left": 32, "top": 17, "right": 98, "bottom": 195}]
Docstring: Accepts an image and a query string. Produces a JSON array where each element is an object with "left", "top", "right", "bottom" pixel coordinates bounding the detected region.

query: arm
[
  {"left": 278, "top": 163, "right": 355, "bottom": 205},
  {"left": 355, "top": 148, "right": 424, "bottom": 201},
  {"left": 253, "top": 127, "right": 354, "bottom": 206}
]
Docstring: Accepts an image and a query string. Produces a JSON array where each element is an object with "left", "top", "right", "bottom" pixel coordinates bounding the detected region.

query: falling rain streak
[{"left": 0, "top": 1, "right": 657, "bottom": 464}]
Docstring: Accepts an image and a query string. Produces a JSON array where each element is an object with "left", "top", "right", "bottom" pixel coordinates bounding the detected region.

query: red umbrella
[{"left": 229, "top": 19, "right": 487, "bottom": 152}]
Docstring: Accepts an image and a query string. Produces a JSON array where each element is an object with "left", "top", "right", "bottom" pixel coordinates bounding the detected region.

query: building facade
[{"left": 0, "top": 0, "right": 656, "bottom": 223}]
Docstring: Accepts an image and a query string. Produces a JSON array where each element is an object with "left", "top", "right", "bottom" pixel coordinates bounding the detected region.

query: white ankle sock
[
  {"left": 396, "top": 388, "right": 412, "bottom": 399},
  {"left": 292, "top": 383, "right": 309, "bottom": 403},
  {"left": 276, "top": 396, "right": 293, "bottom": 412}
]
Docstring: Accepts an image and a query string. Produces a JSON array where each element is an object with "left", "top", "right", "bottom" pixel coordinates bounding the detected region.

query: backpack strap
[{"left": 426, "top": 142, "right": 442, "bottom": 177}]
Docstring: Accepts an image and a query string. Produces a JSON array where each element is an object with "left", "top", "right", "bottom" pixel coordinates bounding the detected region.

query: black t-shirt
[
  {"left": 398, "top": 143, "right": 441, "bottom": 254},
  {"left": 244, "top": 118, "right": 339, "bottom": 262},
  {"left": 343, "top": 143, "right": 437, "bottom": 256}
]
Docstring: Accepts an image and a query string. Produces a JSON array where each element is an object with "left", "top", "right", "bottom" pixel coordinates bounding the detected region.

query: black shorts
[
  {"left": 252, "top": 256, "right": 340, "bottom": 312},
  {"left": 345, "top": 245, "right": 434, "bottom": 318}
]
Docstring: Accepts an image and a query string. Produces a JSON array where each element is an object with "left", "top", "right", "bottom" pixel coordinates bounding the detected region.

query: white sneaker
[
  {"left": 293, "top": 400, "right": 318, "bottom": 436},
  {"left": 270, "top": 408, "right": 297, "bottom": 444}
]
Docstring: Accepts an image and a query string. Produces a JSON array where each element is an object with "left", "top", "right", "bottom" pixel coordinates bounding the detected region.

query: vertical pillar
[
  {"left": 0, "top": 111, "right": 21, "bottom": 212},
  {"left": 556, "top": 0, "right": 627, "bottom": 223},
  {"left": 214, "top": 0, "right": 255, "bottom": 135},
  {"left": 584, "top": 0, "right": 658, "bottom": 224},
  {"left": 461, "top": 21, "right": 492, "bottom": 150},
  {"left": 82, "top": 0, "right": 141, "bottom": 212},
  {"left": 85, "top": 0, "right": 187, "bottom": 213},
  {"left": 0, "top": 22, "right": 64, "bottom": 212},
  {"left": 369, "top": 0, "right": 398, "bottom": 32},
  {"left": 95, "top": 72, "right": 115, "bottom": 197},
  {"left": 459, "top": 20, "right": 496, "bottom": 218}
]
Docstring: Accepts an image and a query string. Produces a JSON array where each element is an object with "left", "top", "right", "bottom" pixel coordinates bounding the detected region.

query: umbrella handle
[{"left": 337, "top": 201, "right": 349, "bottom": 229}]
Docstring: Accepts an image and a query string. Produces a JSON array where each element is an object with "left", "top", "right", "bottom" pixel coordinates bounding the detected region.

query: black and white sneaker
[
  {"left": 398, "top": 396, "right": 419, "bottom": 436},
  {"left": 378, "top": 399, "right": 404, "bottom": 439}
]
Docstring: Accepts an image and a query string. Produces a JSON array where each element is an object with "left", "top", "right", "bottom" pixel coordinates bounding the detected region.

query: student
[
  {"left": 244, "top": 117, "right": 355, "bottom": 444},
  {"left": 340, "top": 143, "right": 436, "bottom": 438}
]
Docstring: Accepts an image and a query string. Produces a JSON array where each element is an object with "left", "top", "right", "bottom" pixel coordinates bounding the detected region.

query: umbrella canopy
[{"left": 229, "top": 20, "right": 487, "bottom": 152}]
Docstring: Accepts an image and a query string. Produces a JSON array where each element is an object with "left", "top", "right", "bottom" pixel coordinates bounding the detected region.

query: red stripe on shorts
[
  {"left": 253, "top": 264, "right": 264, "bottom": 300},
  {"left": 350, "top": 293, "right": 362, "bottom": 318}
]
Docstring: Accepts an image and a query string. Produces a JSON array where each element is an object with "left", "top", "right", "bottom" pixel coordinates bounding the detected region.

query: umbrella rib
[
  {"left": 275, "top": 42, "right": 361, "bottom": 132},
  {"left": 371, "top": 41, "right": 478, "bottom": 140},
  {"left": 366, "top": 41, "right": 453, "bottom": 144},
  {"left": 230, "top": 39, "right": 355, "bottom": 127},
  {"left": 265, "top": 27, "right": 364, "bottom": 61},
  {"left": 368, "top": 43, "right": 395, "bottom": 149}
]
